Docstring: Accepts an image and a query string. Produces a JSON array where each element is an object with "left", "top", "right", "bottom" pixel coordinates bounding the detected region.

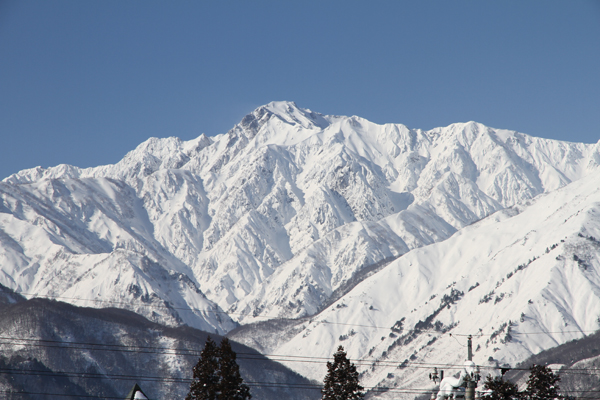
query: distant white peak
[
  {"left": 253, "top": 101, "right": 330, "bottom": 130},
  {"left": 183, "top": 133, "right": 213, "bottom": 155},
  {"left": 262, "top": 100, "right": 302, "bottom": 115},
  {"left": 425, "top": 121, "right": 502, "bottom": 144},
  {"left": 119, "top": 136, "right": 191, "bottom": 166},
  {"left": 3, "top": 164, "right": 81, "bottom": 184},
  {"left": 442, "top": 121, "right": 490, "bottom": 133},
  {"left": 343, "top": 115, "right": 373, "bottom": 129},
  {"left": 124, "top": 136, "right": 183, "bottom": 159},
  {"left": 2, "top": 165, "right": 47, "bottom": 184}
]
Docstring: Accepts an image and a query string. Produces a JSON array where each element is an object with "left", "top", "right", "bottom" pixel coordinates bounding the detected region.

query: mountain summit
[
  {"left": 4, "top": 102, "right": 600, "bottom": 397},
  {"left": 1, "top": 102, "right": 599, "bottom": 339},
  {"left": 0, "top": 102, "right": 600, "bottom": 397}
]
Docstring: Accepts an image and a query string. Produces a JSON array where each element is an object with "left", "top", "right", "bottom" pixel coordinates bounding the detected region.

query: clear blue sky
[{"left": 1, "top": 0, "right": 599, "bottom": 179}]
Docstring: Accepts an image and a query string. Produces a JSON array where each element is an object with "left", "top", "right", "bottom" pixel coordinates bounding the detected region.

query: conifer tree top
[
  {"left": 186, "top": 336, "right": 251, "bottom": 400},
  {"left": 524, "top": 364, "right": 561, "bottom": 400},
  {"left": 322, "top": 345, "right": 364, "bottom": 400}
]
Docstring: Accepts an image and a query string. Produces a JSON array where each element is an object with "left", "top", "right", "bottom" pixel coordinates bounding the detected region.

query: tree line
[
  {"left": 482, "top": 364, "right": 562, "bottom": 400},
  {"left": 186, "top": 337, "right": 563, "bottom": 400},
  {"left": 185, "top": 339, "right": 363, "bottom": 400}
]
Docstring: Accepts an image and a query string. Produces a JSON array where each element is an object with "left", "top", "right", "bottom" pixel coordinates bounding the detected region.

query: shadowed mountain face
[
  {"left": 0, "top": 283, "right": 25, "bottom": 306},
  {"left": 0, "top": 292, "right": 319, "bottom": 400}
]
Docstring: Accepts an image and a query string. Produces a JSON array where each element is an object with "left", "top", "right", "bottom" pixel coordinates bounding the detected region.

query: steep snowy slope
[
  {"left": 0, "top": 176, "right": 236, "bottom": 333},
  {"left": 2, "top": 101, "right": 599, "bottom": 332},
  {"left": 230, "top": 168, "right": 600, "bottom": 398}
]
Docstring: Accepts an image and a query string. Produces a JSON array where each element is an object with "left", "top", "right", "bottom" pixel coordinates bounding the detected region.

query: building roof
[{"left": 125, "top": 383, "right": 149, "bottom": 400}]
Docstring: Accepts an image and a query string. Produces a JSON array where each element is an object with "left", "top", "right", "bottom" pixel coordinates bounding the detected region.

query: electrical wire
[
  {"left": 3, "top": 365, "right": 600, "bottom": 389},
  {"left": 449, "top": 333, "right": 467, "bottom": 347},
  {"left": 4, "top": 336, "right": 600, "bottom": 375},
  {"left": 0, "top": 336, "right": 507, "bottom": 370},
  {"left": 3, "top": 377, "right": 600, "bottom": 398},
  {"left": 0, "top": 390, "right": 128, "bottom": 399},
  {"left": 2, "top": 335, "right": 580, "bottom": 374},
  {"left": 5, "top": 295, "right": 600, "bottom": 398},
  {"left": 3, "top": 358, "right": 600, "bottom": 398}
]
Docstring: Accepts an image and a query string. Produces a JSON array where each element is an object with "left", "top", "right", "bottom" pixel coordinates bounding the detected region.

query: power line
[
  {"left": 3, "top": 373, "right": 600, "bottom": 398},
  {"left": 0, "top": 367, "right": 318, "bottom": 387},
  {"left": 4, "top": 336, "right": 600, "bottom": 375},
  {"left": 0, "top": 390, "right": 128, "bottom": 399},
  {"left": 452, "top": 330, "right": 600, "bottom": 337},
  {"left": 0, "top": 367, "right": 190, "bottom": 384},
  {"left": 5, "top": 335, "right": 597, "bottom": 373},
  {"left": 0, "top": 388, "right": 433, "bottom": 399},
  {"left": 4, "top": 364, "right": 600, "bottom": 388},
  {"left": 449, "top": 333, "right": 467, "bottom": 347},
  {"left": 0, "top": 336, "right": 496, "bottom": 369}
]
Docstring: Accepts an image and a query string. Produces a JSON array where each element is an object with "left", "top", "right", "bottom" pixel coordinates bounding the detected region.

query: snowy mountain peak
[
  {"left": 1, "top": 102, "right": 600, "bottom": 359},
  {"left": 237, "top": 100, "right": 331, "bottom": 135}
]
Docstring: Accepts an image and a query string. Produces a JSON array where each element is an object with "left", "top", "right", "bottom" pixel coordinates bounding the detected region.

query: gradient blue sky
[{"left": 1, "top": 1, "right": 599, "bottom": 179}]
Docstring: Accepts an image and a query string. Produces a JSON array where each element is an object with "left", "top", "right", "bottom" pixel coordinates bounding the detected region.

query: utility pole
[
  {"left": 465, "top": 335, "right": 475, "bottom": 400},
  {"left": 467, "top": 334, "right": 473, "bottom": 361},
  {"left": 430, "top": 334, "right": 480, "bottom": 400}
]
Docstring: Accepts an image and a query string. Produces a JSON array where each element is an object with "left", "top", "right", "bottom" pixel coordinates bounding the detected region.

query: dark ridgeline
[{"left": 0, "top": 284, "right": 319, "bottom": 400}]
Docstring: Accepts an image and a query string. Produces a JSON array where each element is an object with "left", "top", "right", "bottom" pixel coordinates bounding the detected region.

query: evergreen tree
[
  {"left": 482, "top": 375, "right": 520, "bottom": 400},
  {"left": 187, "top": 336, "right": 220, "bottom": 400},
  {"left": 524, "top": 364, "right": 561, "bottom": 400},
  {"left": 322, "top": 345, "right": 364, "bottom": 400},
  {"left": 217, "top": 338, "right": 251, "bottom": 400}
]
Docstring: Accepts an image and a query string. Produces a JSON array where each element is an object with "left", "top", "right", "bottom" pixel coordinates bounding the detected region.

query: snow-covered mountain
[
  {"left": 230, "top": 167, "right": 600, "bottom": 398},
  {"left": 3, "top": 102, "right": 600, "bottom": 398},
  {"left": 1, "top": 101, "right": 599, "bottom": 337}
]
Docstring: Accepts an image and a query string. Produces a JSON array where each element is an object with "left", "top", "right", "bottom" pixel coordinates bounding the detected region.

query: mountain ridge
[
  {"left": 3, "top": 101, "right": 600, "bottom": 398},
  {"left": 1, "top": 100, "right": 599, "bottom": 337}
]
